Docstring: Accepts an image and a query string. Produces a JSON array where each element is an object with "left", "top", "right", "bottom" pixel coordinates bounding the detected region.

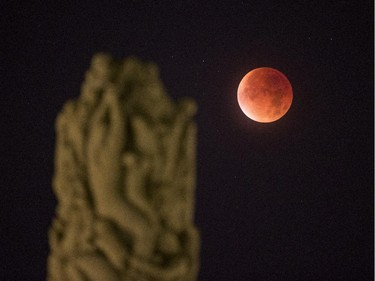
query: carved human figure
[{"left": 48, "top": 54, "right": 199, "bottom": 281}]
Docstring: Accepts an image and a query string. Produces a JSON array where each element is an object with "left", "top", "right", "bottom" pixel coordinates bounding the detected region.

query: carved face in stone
[
  {"left": 130, "top": 82, "right": 174, "bottom": 123},
  {"left": 118, "top": 58, "right": 175, "bottom": 123}
]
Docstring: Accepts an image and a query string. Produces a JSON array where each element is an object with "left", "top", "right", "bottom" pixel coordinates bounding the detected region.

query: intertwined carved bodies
[{"left": 48, "top": 54, "right": 199, "bottom": 281}]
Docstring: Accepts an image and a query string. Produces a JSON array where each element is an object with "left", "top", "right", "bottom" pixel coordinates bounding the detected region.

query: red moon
[{"left": 237, "top": 67, "right": 293, "bottom": 123}]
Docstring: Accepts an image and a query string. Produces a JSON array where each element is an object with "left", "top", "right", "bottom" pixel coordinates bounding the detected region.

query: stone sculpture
[{"left": 47, "top": 54, "right": 200, "bottom": 281}]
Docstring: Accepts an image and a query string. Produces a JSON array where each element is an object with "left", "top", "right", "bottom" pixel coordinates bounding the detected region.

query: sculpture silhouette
[{"left": 48, "top": 54, "right": 199, "bottom": 281}]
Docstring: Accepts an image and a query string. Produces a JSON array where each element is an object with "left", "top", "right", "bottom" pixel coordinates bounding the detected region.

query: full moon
[{"left": 237, "top": 67, "right": 293, "bottom": 123}]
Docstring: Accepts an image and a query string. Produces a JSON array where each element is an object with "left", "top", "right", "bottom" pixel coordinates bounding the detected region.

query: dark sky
[{"left": 2, "top": 1, "right": 373, "bottom": 280}]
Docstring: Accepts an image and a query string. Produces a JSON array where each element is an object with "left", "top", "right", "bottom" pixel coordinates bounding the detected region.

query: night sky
[{"left": 3, "top": 1, "right": 373, "bottom": 280}]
